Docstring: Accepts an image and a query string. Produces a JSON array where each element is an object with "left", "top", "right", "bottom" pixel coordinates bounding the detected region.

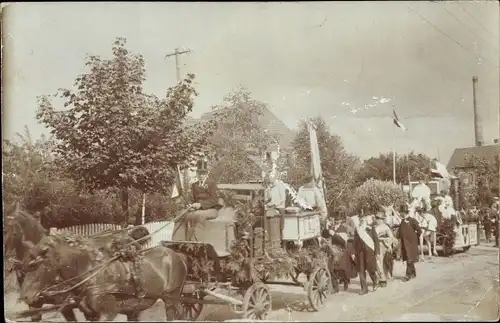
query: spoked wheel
[
  {"left": 307, "top": 267, "right": 332, "bottom": 311},
  {"left": 242, "top": 282, "right": 272, "bottom": 320},
  {"left": 178, "top": 292, "right": 204, "bottom": 321}
]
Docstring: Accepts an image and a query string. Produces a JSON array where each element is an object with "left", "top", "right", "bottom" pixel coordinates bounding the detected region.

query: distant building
[
  {"left": 447, "top": 144, "right": 499, "bottom": 206},
  {"left": 447, "top": 144, "right": 499, "bottom": 184}
]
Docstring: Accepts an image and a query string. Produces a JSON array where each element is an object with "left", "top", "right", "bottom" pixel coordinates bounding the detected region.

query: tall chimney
[{"left": 472, "top": 76, "right": 484, "bottom": 147}]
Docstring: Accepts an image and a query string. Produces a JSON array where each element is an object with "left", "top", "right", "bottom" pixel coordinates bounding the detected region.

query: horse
[
  {"left": 19, "top": 232, "right": 188, "bottom": 321},
  {"left": 408, "top": 199, "right": 438, "bottom": 259},
  {"left": 3, "top": 203, "right": 82, "bottom": 322}
]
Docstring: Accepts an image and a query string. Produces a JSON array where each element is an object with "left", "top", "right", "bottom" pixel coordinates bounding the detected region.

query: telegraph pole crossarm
[{"left": 165, "top": 48, "right": 192, "bottom": 82}]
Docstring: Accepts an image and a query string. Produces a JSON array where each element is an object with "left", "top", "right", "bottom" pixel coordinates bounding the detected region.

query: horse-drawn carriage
[
  {"left": 7, "top": 121, "right": 336, "bottom": 321},
  {"left": 409, "top": 179, "right": 478, "bottom": 254},
  {"left": 161, "top": 181, "right": 333, "bottom": 321}
]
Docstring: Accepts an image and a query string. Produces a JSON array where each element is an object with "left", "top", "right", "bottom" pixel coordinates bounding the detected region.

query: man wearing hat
[
  {"left": 398, "top": 204, "right": 422, "bottom": 281},
  {"left": 374, "top": 210, "right": 396, "bottom": 287},
  {"left": 172, "top": 157, "right": 222, "bottom": 241}
]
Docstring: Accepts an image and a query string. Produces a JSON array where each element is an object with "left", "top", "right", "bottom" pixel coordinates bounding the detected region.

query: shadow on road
[{"left": 203, "top": 290, "right": 306, "bottom": 321}]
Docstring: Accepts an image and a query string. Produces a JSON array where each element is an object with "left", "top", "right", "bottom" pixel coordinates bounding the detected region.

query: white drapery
[{"left": 308, "top": 120, "right": 327, "bottom": 211}]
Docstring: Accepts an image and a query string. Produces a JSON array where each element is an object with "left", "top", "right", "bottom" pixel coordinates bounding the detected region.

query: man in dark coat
[
  {"left": 398, "top": 204, "right": 422, "bottom": 281},
  {"left": 353, "top": 214, "right": 379, "bottom": 295},
  {"left": 482, "top": 211, "right": 492, "bottom": 243},
  {"left": 172, "top": 159, "right": 222, "bottom": 241}
]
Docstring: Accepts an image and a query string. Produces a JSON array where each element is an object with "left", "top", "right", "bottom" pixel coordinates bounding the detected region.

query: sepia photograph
[{"left": 2, "top": 1, "right": 499, "bottom": 322}]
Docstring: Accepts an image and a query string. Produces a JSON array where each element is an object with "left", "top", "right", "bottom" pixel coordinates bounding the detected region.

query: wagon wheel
[
  {"left": 179, "top": 292, "right": 204, "bottom": 321},
  {"left": 242, "top": 282, "right": 272, "bottom": 320},
  {"left": 307, "top": 267, "right": 331, "bottom": 311}
]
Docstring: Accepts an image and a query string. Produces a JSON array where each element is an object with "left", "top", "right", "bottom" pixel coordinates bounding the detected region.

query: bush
[{"left": 349, "top": 179, "right": 406, "bottom": 214}]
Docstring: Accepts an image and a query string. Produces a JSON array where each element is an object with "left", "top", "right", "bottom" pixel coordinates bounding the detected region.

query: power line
[
  {"left": 457, "top": 2, "right": 498, "bottom": 40},
  {"left": 440, "top": 5, "right": 499, "bottom": 54},
  {"left": 407, "top": 4, "right": 498, "bottom": 67}
]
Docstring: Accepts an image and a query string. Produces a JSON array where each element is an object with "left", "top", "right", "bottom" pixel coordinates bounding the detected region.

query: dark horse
[
  {"left": 4, "top": 203, "right": 154, "bottom": 321},
  {"left": 3, "top": 203, "right": 82, "bottom": 321},
  {"left": 19, "top": 232, "right": 188, "bottom": 321}
]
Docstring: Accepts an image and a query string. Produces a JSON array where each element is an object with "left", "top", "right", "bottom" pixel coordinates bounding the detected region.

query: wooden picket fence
[{"left": 50, "top": 220, "right": 175, "bottom": 249}]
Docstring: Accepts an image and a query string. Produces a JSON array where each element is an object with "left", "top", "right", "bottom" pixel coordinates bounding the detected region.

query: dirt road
[{"left": 5, "top": 245, "right": 499, "bottom": 322}]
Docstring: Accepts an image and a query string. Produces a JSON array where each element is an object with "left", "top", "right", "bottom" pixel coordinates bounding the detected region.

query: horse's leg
[
  {"left": 432, "top": 232, "right": 438, "bottom": 256},
  {"left": 426, "top": 234, "right": 432, "bottom": 257},
  {"left": 419, "top": 233, "right": 424, "bottom": 261},
  {"left": 83, "top": 292, "right": 118, "bottom": 322},
  {"left": 28, "top": 305, "right": 42, "bottom": 322},
  {"left": 60, "top": 306, "right": 78, "bottom": 322},
  {"left": 125, "top": 312, "right": 141, "bottom": 321}
]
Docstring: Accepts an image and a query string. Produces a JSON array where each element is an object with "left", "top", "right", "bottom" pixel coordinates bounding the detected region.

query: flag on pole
[
  {"left": 171, "top": 165, "right": 184, "bottom": 198},
  {"left": 393, "top": 108, "right": 407, "bottom": 131}
]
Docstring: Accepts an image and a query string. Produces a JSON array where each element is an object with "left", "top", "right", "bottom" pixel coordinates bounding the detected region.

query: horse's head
[
  {"left": 4, "top": 203, "right": 47, "bottom": 257},
  {"left": 4, "top": 203, "right": 25, "bottom": 256},
  {"left": 381, "top": 204, "right": 402, "bottom": 227},
  {"left": 345, "top": 215, "right": 359, "bottom": 236},
  {"left": 19, "top": 236, "right": 58, "bottom": 305}
]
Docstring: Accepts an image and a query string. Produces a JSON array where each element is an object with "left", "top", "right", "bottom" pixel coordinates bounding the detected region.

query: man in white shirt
[
  {"left": 411, "top": 180, "right": 431, "bottom": 211},
  {"left": 297, "top": 174, "right": 328, "bottom": 221},
  {"left": 265, "top": 172, "right": 287, "bottom": 212}
]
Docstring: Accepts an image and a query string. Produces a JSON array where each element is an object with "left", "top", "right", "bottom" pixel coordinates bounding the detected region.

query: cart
[{"left": 162, "top": 184, "right": 333, "bottom": 321}]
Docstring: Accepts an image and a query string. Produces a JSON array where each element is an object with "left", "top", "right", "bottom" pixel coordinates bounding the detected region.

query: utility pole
[
  {"left": 165, "top": 48, "right": 192, "bottom": 82},
  {"left": 164, "top": 47, "right": 193, "bottom": 211}
]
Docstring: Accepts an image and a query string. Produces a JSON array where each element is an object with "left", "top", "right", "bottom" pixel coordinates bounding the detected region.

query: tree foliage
[
  {"left": 456, "top": 153, "right": 499, "bottom": 207},
  {"left": 287, "top": 117, "right": 360, "bottom": 216},
  {"left": 207, "top": 86, "right": 273, "bottom": 183},
  {"left": 36, "top": 37, "right": 215, "bottom": 224},
  {"left": 356, "top": 151, "right": 432, "bottom": 185},
  {"left": 350, "top": 179, "right": 406, "bottom": 214}
]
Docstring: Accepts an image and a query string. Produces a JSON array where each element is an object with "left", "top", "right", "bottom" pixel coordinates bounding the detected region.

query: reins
[{"left": 37, "top": 207, "right": 192, "bottom": 298}]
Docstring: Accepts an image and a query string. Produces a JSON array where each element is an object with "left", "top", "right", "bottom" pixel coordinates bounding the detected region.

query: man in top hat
[
  {"left": 172, "top": 158, "right": 222, "bottom": 241},
  {"left": 374, "top": 210, "right": 396, "bottom": 287},
  {"left": 188, "top": 159, "right": 221, "bottom": 220},
  {"left": 398, "top": 204, "right": 422, "bottom": 281}
]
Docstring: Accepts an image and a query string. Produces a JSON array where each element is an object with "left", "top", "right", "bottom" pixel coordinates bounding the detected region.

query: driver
[{"left": 172, "top": 158, "right": 222, "bottom": 241}]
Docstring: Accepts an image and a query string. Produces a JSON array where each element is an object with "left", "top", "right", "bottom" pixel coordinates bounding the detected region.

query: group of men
[{"left": 348, "top": 204, "right": 422, "bottom": 295}]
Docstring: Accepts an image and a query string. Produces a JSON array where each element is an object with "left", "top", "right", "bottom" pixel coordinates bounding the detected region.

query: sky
[{"left": 2, "top": 1, "right": 499, "bottom": 164}]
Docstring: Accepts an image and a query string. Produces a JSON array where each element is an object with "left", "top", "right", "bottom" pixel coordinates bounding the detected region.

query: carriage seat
[{"left": 171, "top": 207, "right": 237, "bottom": 257}]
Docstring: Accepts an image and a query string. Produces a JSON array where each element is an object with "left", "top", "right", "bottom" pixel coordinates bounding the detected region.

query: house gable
[{"left": 447, "top": 145, "right": 499, "bottom": 172}]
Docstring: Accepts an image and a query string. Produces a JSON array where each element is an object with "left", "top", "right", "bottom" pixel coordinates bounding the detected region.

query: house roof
[
  {"left": 447, "top": 144, "right": 499, "bottom": 171},
  {"left": 193, "top": 106, "right": 295, "bottom": 150}
]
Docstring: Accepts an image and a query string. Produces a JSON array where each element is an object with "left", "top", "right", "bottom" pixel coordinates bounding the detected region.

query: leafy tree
[
  {"left": 2, "top": 127, "right": 58, "bottom": 209},
  {"left": 456, "top": 153, "right": 499, "bottom": 208},
  {"left": 287, "top": 117, "right": 360, "bottom": 216},
  {"left": 207, "top": 86, "right": 273, "bottom": 183},
  {"left": 350, "top": 179, "right": 406, "bottom": 214},
  {"left": 356, "top": 151, "right": 432, "bottom": 185},
  {"left": 36, "top": 37, "right": 215, "bottom": 225}
]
